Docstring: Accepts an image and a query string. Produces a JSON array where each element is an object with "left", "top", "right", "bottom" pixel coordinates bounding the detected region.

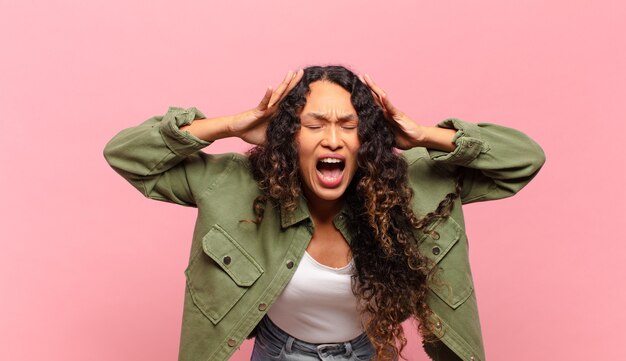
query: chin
[{"left": 315, "top": 189, "right": 347, "bottom": 201}]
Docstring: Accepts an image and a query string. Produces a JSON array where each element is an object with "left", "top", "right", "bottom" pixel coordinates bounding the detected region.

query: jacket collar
[
  {"left": 280, "top": 195, "right": 311, "bottom": 229},
  {"left": 280, "top": 196, "right": 353, "bottom": 245}
]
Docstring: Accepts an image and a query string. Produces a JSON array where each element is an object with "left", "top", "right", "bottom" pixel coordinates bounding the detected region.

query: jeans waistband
[{"left": 259, "top": 315, "right": 372, "bottom": 357}]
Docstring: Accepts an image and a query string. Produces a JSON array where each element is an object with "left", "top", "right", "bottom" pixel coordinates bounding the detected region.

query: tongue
[{"left": 318, "top": 163, "right": 342, "bottom": 178}]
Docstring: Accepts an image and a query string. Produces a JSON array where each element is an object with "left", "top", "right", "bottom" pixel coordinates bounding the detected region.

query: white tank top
[{"left": 267, "top": 251, "right": 364, "bottom": 343}]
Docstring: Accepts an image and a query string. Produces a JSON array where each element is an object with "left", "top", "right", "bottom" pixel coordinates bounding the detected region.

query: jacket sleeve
[
  {"left": 103, "top": 106, "right": 234, "bottom": 207},
  {"left": 426, "top": 119, "right": 546, "bottom": 204}
]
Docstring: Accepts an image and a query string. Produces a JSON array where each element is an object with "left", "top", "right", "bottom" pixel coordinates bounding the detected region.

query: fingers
[
  {"left": 257, "top": 86, "right": 273, "bottom": 111},
  {"left": 363, "top": 74, "right": 386, "bottom": 99},
  {"left": 268, "top": 69, "right": 303, "bottom": 107},
  {"left": 361, "top": 73, "right": 390, "bottom": 113},
  {"left": 268, "top": 70, "right": 293, "bottom": 106},
  {"left": 361, "top": 73, "right": 403, "bottom": 118},
  {"left": 379, "top": 94, "right": 400, "bottom": 116},
  {"left": 283, "top": 69, "right": 304, "bottom": 98}
]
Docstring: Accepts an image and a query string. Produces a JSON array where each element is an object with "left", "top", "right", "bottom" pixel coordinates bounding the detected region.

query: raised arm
[
  {"left": 180, "top": 69, "right": 304, "bottom": 144},
  {"left": 361, "top": 74, "right": 545, "bottom": 204},
  {"left": 103, "top": 70, "right": 304, "bottom": 206}
]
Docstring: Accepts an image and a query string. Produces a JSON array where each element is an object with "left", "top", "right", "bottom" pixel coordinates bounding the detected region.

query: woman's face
[{"left": 296, "top": 80, "right": 361, "bottom": 205}]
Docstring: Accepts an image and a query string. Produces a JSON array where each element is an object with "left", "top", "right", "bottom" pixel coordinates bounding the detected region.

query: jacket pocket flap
[
  {"left": 202, "top": 225, "right": 263, "bottom": 287},
  {"left": 418, "top": 218, "right": 474, "bottom": 309},
  {"left": 417, "top": 218, "right": 461, "bottom": 264}
]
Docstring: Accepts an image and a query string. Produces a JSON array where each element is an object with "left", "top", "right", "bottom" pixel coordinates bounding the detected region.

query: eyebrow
[{"left": 303, "top": 112, "right": 358, "bottom": 121}]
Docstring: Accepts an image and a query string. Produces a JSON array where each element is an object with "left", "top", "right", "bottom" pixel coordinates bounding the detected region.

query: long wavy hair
[{"left": 248, "top": 65, "right": 462, "bottom": 360}]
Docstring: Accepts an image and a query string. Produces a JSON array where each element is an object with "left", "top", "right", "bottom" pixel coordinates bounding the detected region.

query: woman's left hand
[{"left": 361, "top": 74, "right": 426, "bottom": 150}]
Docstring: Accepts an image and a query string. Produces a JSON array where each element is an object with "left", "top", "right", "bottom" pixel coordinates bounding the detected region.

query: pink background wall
[{"left": 1, "top": 0, "right": 624, "bottom": 360}]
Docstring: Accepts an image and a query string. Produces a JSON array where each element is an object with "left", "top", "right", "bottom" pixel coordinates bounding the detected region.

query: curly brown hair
[{"left": 248, "top": 65, "right": 462, "bottom": 360}]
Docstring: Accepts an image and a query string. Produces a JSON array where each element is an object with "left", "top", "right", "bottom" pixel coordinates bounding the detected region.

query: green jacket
[{"left": 103, "top": 107, "right": 545, "bottom": 361}]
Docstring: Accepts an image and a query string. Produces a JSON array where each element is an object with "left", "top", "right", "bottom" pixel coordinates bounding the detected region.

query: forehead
[{"left": 301, "top": 81, "right": 356, "bottom": 115}]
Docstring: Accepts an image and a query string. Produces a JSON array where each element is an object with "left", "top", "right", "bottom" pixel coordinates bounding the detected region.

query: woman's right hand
[{"left": 229, "top": 69, "right": 304, "bottom": 145}]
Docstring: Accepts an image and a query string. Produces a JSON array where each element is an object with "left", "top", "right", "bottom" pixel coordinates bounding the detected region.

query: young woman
[{"left": 104, "top": 66, "right": 545, "bottom": 361}]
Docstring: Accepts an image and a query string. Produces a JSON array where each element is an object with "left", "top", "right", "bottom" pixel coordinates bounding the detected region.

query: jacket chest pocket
[
  {"left": 185, "top": 224, "right": 264, "bottom": 325},
  {"left": 418, "top": 217, "right": 474, "bottom": 309}
]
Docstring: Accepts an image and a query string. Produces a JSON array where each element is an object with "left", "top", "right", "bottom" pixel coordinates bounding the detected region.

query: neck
[{"left": 304, "top": 193, "right": 343, "bottom": 225}]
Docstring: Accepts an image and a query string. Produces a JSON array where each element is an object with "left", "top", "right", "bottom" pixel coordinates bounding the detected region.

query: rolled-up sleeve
[
  {"left": 160, "top": 107, "right": 211, "bottom": 156},
  {"left": 103, "top": 107, "right": 227, "bottom": 207},
  {"left": 427, "top": 119, "right": 486, "bottom": 166},
  {"left": 426, "top": 118, "right": 546, "bottom": 204}
]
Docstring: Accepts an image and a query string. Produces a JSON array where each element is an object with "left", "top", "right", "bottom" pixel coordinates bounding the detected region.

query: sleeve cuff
[
  {"left": 427, "top": 118, "right": 489, "bottom": 166},
  {"left": 159, "top": 106, "right": 212, "bottom": 156}
]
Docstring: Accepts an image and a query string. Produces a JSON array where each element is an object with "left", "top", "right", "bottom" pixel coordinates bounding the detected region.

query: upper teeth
[{"left": 320, "top": 158, "right": 342, "bottom": 163}]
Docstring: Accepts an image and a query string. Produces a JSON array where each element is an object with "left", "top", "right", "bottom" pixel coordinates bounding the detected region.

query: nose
[{"left": 321, "top": 125, "right": 342, "bottom": 150}]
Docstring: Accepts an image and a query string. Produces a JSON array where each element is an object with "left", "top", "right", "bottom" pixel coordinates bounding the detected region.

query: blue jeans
[{"left": 251, "top": 315, "right": 377, "bottom": 361}]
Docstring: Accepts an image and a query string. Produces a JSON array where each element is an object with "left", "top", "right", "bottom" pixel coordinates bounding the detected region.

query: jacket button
[
  {"left": 227, "top": 338, "right": 236, "bottom": 347},
  {"left": 431, "top": 232, "right": 440, "bottom": 240},
  {"left": 470, "top": 357, "right": 475, "bottom": 361},
  {"left": 435, "top": 321, "right": 442, "bottom": 330},
  {"left": 286, "top": 260, "right": 294, "bottom": 269},
  {"left": 223, "top": 256, "right": 232, "bottom": 265},
  {"left": 258, "top": 303, "right": 267, "bottom": 311},
  {"left": 432, "top": 246, "right": 441, "bottom": 256}
]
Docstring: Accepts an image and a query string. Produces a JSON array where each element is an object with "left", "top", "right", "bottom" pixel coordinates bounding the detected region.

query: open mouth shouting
[
  {"left": 316, "top": 155, "right": 346, "bottom": 188},
  {"left": 296, "top": 80, "right": 361, "bottom": 203}
]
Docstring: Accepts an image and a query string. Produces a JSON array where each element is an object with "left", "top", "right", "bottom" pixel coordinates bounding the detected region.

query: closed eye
[{"left": 340, "top": 121, "right": 358, "bottom": 130}]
